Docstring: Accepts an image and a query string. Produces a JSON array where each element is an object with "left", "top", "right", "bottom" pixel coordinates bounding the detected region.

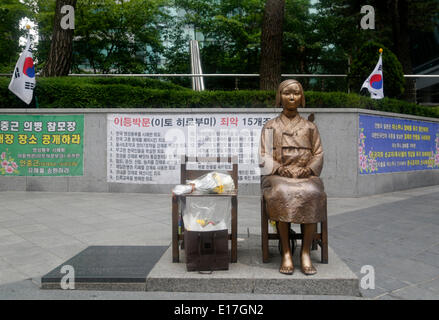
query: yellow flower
[{"left": 213, "top": 185, "right": 224, "bottom": 194}]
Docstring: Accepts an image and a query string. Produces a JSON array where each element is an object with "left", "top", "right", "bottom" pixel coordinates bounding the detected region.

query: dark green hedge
[{"left": 0, "top": 76, "right": 437, "bottom": 118}]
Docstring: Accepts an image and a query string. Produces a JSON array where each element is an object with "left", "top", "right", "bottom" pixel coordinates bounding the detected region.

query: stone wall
[{"left": 1, "top": 108, "right": 438, "bottom": 197}]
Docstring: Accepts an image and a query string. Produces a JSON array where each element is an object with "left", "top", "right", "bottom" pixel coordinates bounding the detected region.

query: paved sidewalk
[{"left": 0, "top": 185, "right": 438, "bottom": 300}]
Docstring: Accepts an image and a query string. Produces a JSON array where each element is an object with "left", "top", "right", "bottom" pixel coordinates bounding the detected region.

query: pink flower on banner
[
  {"left": 359, "top": 146, "right": 363, "bottom": 153},
  {"left": 361, "top": 161, "right": 367, "bottom": 170},
  {"left": 5, "top": 166, "right": 13, "bottom": 174},
  {"left": 1, "top": 152, "right": 5, "bottom": 160},
  {"left": 371, "top": 159, "right": 377, "bottom": 171},
  {"left": 1, "top": 160, "right": 8, "bottom": 168},
  {"left": 12, "top": 162, "right": 18, "bottom": 169}
]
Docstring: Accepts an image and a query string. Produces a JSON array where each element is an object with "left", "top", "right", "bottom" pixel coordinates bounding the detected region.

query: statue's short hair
[{"left": 275, "top": 79, "right": 306, "bottom": 108}]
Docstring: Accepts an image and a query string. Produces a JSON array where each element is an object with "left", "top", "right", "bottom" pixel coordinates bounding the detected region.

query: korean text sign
[
  {"left": 0, "top": 115, "right": 84, "bottom": 176},
  {"left": 107, "top": 113, "right": 277, "bottom": 184},
  {"left": 359, "top": 114, "right": 439, "bottom": 174}
]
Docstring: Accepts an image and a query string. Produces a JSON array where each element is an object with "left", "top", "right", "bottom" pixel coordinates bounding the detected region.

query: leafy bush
[
  {"left": 61, "top": 76, "right": 191, "bottom": 91},
  {"left": 0, "top": 76, "right": 437, "bottom": 118},
  {"left": 349, "top": 42, "right": 405, "bottom": 99}
]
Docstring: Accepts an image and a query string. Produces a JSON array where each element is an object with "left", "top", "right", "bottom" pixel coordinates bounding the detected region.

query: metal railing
[{"left": 1, "top": 73, "right": 438, "bottom": 78}]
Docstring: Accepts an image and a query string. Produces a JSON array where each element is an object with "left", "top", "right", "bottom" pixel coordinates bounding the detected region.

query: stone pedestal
[
  {"left": 41, "top": 236, "right": 360, "bottom": 296},
  {"left": 146, "top": 234, "right": 360, "bottom": 296}
]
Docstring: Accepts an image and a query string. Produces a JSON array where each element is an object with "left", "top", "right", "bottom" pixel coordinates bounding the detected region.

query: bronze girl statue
[{"left": 259, "top": 79, "right": 327, "bottom": 275}]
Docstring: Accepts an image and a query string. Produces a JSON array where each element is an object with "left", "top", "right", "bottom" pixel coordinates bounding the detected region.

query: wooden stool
[{"left": 172, "top": 155, "right": 238, "bottom": 263}]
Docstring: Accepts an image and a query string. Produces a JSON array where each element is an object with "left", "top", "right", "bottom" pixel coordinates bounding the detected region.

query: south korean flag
[
  {"left": 361, "top": 51, "right": 384, "bottom": 100},
  {"left": 8, "top": 34, "right": 36, "bottom": 105}
]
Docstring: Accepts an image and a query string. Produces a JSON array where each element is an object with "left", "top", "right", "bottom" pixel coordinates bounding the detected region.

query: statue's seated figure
[{"left": 259, "top": 80, "right": 327, "bottom": 275}]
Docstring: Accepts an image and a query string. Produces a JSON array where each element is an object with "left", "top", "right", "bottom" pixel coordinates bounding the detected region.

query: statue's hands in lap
[{"left": 278, "top": 166, "right": 313, "bottom": 179}]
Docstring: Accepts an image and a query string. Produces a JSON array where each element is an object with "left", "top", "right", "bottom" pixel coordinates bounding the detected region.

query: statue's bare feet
[
  {"left": 279, "top": 252, "right": 294, "bottom": 275},
  {"left": 300, "top": 251, "right": 317, "bottom": 275}
]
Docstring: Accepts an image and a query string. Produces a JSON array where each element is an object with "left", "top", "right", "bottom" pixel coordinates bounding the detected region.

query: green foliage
[
  {"left": 0, "top": 77, "right": 437, "bottom": 119},
  {"left": 163, "top": 0, "right": 265, "bottom": 90},
  {"left": 283, "top": 0, "right": 321, "bottom": 75},
  {"left": 314, "top": 0, "right": 368, "bottom": 75},
  {"left": 306, "top": 91, "right": 375, "bottom": 110},
  {"left": 53, "top": 76, "right": 191, "bottom": 91},
  {"left": 0, "top": 0, "right": 30, "bottom": 72},
  {"left": 0, "top": 76, "right": 271, "bottom": 108},
  {"left": 349, "top": 42, "right": 405, "bottom": 99},
  {"left": 315, "top": 0, "right": 439, "bottom": 99},
  {"left": 0, "top": 76, "right": 189, "bottom": 108},
  {"left": 370, "top": 0, "right": 439, "bottom": 56},
  {"left": 24, "top": 0, "right": 54, "bottom": 72},
  {"left": 75, "top": 0, "right": 170, "bottom": 73},
  {"left": 33, "top": 0, "right": 170, "bottom": 74}
]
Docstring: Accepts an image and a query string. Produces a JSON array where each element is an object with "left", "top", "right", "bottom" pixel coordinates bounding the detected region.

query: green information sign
[{"left": 0, "top": 115, "right": 84, "bottom": 176}]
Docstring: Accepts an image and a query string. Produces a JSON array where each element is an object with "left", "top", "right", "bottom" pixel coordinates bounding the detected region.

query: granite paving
[{"left": 0, "top": 185, "right": 438, "bottom": 299}]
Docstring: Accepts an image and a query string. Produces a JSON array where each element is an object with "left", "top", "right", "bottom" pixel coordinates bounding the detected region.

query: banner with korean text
[
  {"left": 359, "top": 114, "right": 439, "bottom": 174},
  {"left": 0, "top": 115, "right": 84, "bottom": 176},
  {"left": 107, "top": 113, "right": 278, "bottom": 184}
]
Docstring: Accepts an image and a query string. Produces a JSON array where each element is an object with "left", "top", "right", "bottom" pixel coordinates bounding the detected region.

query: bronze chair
[
  {"left": 172, "top": 155, "right": 238, "bottom": 263},
  {"left": 260, "top": 195, "right": 328, "bottom": 263}
]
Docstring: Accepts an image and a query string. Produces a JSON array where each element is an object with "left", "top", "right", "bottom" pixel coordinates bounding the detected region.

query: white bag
[{"left": 172, "top": 171, "right": 235, "bottom": 195}]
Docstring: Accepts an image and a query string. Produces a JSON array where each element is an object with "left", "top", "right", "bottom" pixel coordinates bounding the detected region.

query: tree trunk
[
  {"left": 259, "top": 0, "right": 285, "bottom": 90},
  {"left": 42, "top": 0, "right": 77, "bottom": 77}
]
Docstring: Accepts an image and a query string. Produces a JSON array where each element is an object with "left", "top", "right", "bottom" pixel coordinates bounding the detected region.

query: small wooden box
[{"left": 184, "top": 229, "right": 229, "bottom": 272}]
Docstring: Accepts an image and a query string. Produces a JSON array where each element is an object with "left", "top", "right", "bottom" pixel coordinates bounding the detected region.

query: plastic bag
[
  {"left": 172, "top": 184, "right": 194, "bottom": 196},
  {"left": 182, "top": 197, "right": 231, "bottom": 232},
  {"left": 172, "top": 171, "right": 235, "bottom": 195}
]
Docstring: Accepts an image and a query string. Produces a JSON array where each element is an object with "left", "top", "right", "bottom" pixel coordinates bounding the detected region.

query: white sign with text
[{"left": 107, "top": 113, "right": 277, "bottom": 184}]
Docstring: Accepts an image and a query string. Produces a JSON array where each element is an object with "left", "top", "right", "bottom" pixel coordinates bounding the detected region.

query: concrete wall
[{"left": 1, "top": 108, "right": 438, "bottom": 197}]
